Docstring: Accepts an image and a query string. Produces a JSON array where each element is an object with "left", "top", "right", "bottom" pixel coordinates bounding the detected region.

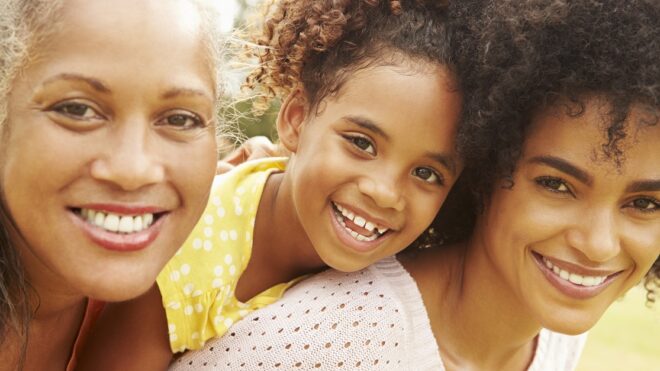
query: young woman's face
[
  {"left": 480, "top": 99, "right": 660, "bottom": 334},
  {"left": 285, "top": 63, "right": 463, "bottom": 272},
  {"left": 1, "top": 0, "right": 217, "bottom": 301}
]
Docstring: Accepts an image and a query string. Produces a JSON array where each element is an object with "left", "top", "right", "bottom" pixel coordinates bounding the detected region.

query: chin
[
  {"left": 80, "top": 270, "right": 158, "bottom": 302},
  {"left": 540, "top": 312, "right": 600, "bottom": 335},
  {"left": 321, "top": 255, "right": 365, "bottom": 273}
]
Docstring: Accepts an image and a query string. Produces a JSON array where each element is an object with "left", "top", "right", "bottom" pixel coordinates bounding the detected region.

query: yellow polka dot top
[{"left": 157, "top": 157, "right": 296, "bottom": 352}]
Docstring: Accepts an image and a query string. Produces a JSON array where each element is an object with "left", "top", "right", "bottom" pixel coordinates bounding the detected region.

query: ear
[{"left": 276, "top": 89, "right": 309, "bottom": 153}]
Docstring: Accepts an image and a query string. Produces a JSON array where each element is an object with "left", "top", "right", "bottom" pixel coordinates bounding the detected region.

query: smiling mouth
[
  {"left": 532, "top": 251, "right": 622, "bottom": 295},
  {"left": 71, "top": 208, "right": 165, "bottom": 234},
  {"left": 331, "top": 202, "right": 390, "bottom": 242},
  {"left": 540, "top": 256, "right": 609, "bottom": 287}
]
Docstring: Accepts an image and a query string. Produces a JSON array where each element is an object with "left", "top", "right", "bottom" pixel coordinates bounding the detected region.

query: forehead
[
  {"left": 21, "top": 0, "right": 214, "bottom": 96},
  {"left": 329, "top": 63, "right": 462, "bottom": 154},
  {"left": 56, "top": 0, "right": 202, "bottom": 55},
  {"left": 525, "top": 99, "right": 660, "bottom": 176}
]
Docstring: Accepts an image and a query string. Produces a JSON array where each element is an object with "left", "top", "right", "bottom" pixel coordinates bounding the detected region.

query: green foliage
[{"left": 235, "top": 99, "right": 279, "bottom": 142}]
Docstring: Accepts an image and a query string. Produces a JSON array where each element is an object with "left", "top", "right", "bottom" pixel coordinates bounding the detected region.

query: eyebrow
[
  {"left": 428, "top": 152, "right": 458, "bottom": 175},
  {"left": 343, "top": 115, "right": 457, "bottom": 175},
  {"left": 161, "top": 87, "right": 213, "bottom": 100},
  {"left": 42, "top": 73, "right": 111, "bottom": 93},
  {"left": 626, "top": 180, "right": 660, "bottom": 193},
  {"left": 528, "top": 155, "right": 593, "bottom": 185},
  {"left": 343, "top": 115, "right": 390, "bottom": 141}
]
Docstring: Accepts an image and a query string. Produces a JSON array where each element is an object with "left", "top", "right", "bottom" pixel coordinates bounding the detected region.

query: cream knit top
[{"left": 170, "top": 256, "right": 587, "bottom": 370}]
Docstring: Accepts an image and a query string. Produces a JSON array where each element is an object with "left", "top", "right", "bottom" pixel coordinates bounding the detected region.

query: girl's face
[
  {"left": 1, "top": 0, "right": 217, "bottom": 301},
  {"left": 284, "top": 63, "right": 463, "bottom": 272},
  {"left": 479, "top": 98, "right": 660, "bottom": 334}
]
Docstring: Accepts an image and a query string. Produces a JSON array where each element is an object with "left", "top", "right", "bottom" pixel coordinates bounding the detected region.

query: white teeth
[
  {"left": 134, "top": 216, "right": 143, "bottom": 231},
  {"left": 79, "top": 208, "right": 155, "bottom": 234},
  {"left": 333, "top": 204, "right": 380, "bottom": 243},
  {"left": 144, "top": 213, "right": 154, "bottom": 227},
  {"left": 568, "top": 273, "right": 583, "bottom": 285},
  {"left": 104, "top": 214, "right": 120, "bottom": 232},
  {"left": 118, "top": 216, "right": 134, "bottom": 233},
  {"left": 332, "top": 202, "right": 390, "bottom": 237},
  {"left": 94, "top": 212, "right": 105, "bottom": 227},
  {"left": 353, "top": 216, "right": 366, "bottom": 228},
  {"left": 542, "top": 257, "right": 608, "bottom": 287},
  {"left": 582, "top": 276, "right": 596, "bottom": 286}
]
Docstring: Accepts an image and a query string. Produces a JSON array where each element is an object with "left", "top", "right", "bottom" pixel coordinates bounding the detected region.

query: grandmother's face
[
  {"left": 1, "top": 0, "right": 217, "bottom": 301},
  {"left": 478, "top": 98, "right": 660, "bottom": 334}
]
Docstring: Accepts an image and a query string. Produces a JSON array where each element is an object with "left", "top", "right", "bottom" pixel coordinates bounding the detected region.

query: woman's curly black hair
[
  {"left": 247, "top": 0, "right": 450, "bottom": 112},
  {"left": 448, "top": 0, "right": 659, "bottom": 304}
]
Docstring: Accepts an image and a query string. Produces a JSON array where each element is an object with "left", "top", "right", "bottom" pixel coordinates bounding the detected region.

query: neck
[
  {"left": 250, "top": 172, "right": 326, "bottom": 285},
  {"left": 405, "top": 235, "right": 543, "bottom": 370},
  {"left": 1, "top": 235, "right": 88, "bottom": 370},
  {"left": 16, "top": 238, "right": 87, "bottom": 320}
]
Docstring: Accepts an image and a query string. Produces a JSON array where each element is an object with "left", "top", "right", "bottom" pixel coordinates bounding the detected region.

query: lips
[
  {"left": 79, "top": 208, "right": 156, "bottom": 233},
  {"left": 331, "top": 202, "right": 390, "bottom": 242},
  {"left": 69, "top": 205, "right": 167, "bottom": 252},
  {"left": 532, "top": 251, "right": 621, "bottom": 299},
  {"left": 329, "top": 202, "right": 394, "bottom": 253},
  {"left": 541, "top": 255, "right": 608, "bottom": 287}
]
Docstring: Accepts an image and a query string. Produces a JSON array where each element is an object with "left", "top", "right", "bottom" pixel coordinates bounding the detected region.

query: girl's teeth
[
  {"left": 333, "top": 202, "right": 389, "bottom": 236},
  {"left": 80, "top": 209, "right": 155, "bottom": 234},
  {"left": 542, "top": 256, "right": 607, "bottom": 287},
  {"left": 333, "top": 206, "right": 379, "bottom": 242}
]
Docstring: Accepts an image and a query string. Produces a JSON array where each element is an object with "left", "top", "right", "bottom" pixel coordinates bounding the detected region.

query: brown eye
[
  {"left": 343, "top": 134, "right": 376, "bottom": 155},
  {"left": 632, "top": 198, "right": 659, "bottom": 211},
  {"left": 52, "top": 102, "right": 99, "bottom": 120},
  {"left": 413, "top": 167, "right": 443, "bottom": 185},
  {"left": 535, "top": 176, "right": 570, "bottom": 194},
  {"left": 159, "top": 112, "right": 205, "bottom": 130}
]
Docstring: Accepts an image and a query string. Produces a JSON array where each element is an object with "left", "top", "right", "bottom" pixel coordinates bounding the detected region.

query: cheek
[
  {"left": 2, "top": 124, "right": 79, "bottom": 206},
  {"left": 624, "top": 223, "right": 660, "bottom": 273},
  {"left": 170, "top": 136, "right": 217, "bottom": 207},
  {"left": 485, "top": 189, "right": 562, "bottom": 251},
  {"left": 411, "top": 190, "right": 448, "bottom": 230}
]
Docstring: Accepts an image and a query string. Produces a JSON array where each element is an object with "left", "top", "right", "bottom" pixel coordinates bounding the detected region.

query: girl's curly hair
[
  {"left": 247, "top": 0, "right": 454, "bottom": 248},
  {"left": 247, "top": 0, "right": 450, "bottom": 112},
  {"left": 450, "top": 0, "right": 660, "bottom": 304}
]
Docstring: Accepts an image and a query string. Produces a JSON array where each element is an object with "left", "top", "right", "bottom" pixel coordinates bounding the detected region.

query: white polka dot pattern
[{"left": 156, "top": 158, "right": 294, "bottom": 352}]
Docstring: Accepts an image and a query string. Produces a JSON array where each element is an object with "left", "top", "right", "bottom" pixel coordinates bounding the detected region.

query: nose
[
  {"left": 565, "top": 207, "right": 621, "bottom": 263},
  {"left": 90, "top": 122, "right": 165, "bottom": 191},
  {"left": 357, "top": 172, "right": 405, "bottom": 212}
]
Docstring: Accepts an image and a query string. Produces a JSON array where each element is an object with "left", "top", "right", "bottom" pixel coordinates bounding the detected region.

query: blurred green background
[
  {"left": 225, "top": 2, "right": 659, "bottom": 369},
  {"left": 577, "top": 287, "right": 659, "bottom": 370}
]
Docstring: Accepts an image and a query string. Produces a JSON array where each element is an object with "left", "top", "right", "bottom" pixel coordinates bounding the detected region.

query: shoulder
[
  {"left": 529, "top": 329, "right": 588, "bottom": 371},
  {"left": 170, "top": 258, "right": 440, "bottom": 370}
]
